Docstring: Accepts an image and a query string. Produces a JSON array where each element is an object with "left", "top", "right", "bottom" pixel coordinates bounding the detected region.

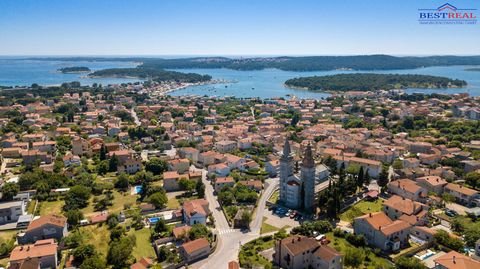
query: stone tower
[
  {"left": 301, "top": 144, "right": 316, "bottom": 213},
  {"left": 279, "top": 139, "right": 294, "bottom": 204}
]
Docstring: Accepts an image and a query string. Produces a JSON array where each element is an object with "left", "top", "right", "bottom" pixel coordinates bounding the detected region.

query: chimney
[
  {"left": 369, "top": 213, "right": 372, "bottom": 217},
  {"left": 453, "top": 256, "right": 456, "bottom": 264},
  {"left": 379, "top": 226, "right": 382, "bottom": 230}
]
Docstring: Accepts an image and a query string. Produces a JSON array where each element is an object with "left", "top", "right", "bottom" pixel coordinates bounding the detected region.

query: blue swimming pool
[
  {"left": 133, "top": 185, "right": 143, "bottom": 194},
  {"left": 148, "top": 217, "right": 160, "bottom": 224}
]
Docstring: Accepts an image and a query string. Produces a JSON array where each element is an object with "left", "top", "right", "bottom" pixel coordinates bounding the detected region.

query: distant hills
[{"left": 27, "top": 55, "right": 480, "bottom": 71}]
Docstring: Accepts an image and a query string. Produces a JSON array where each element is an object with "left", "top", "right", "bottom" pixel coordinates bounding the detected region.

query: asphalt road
[{"left": 191, "top": 172, "right": 279, "bottom": 268}]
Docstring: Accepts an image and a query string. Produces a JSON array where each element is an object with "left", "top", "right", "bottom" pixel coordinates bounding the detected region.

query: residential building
[
  {"left": 353, "top": 212, "right": 411, "bottom": 252},
  {"left": 179, "top": 238, "right": 211, "bottom": 262},
  {"left": 0, "top": 200, "right": 25, "bottom": 224},
  {"left": 444, "top": 183, "right": 480, "bottom": 207},
  {"left": 416, "top": 176, "right": 448, "bottom": 195},
  {"left": 183, "top": 199, "right": 210, "bottom": 225},
  {"left": 387, "top": 178, "right": 427, "bottom": 202},
  {"left": 434, "top": 250, "right": 480, "bottom": 269},
  {"left": 9, "top": 239, "right": 58, "bottom": 269},
  {"left": 214, "top": 177, "right": 235, "bottom": 193},
  {"left": 18, "top": 215, "right": 68, "bottom": 244},
  {"left": 215, "top": 140, "right": 237, "bottom": 153},
  {"left": 383, "top": 195, "right": 429, "bottom": 225},
  {"left": 274, "top": 235, "right": 343, "bottom": 269}
]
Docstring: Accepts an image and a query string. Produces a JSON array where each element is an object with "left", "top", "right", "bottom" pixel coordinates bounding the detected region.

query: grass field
[
  {"left": 166, "top": 197, "right": 180, "bottom": 209},
  {"left": 239, "top": 236, "right": 275, "bottom": 269},
  {"left": 339, "top": 199, "right": 384, "bottom": 223},
  {"left": 327, "top": 232, "right": 394, "bottom": 269},
  {"left": 130, "top": 228, "right": 156, "bottom": 260},
  {"left": 82, "top": 190, "right": 138, "bottom": 215},
  {"left": 38, "top": 200, "right": 64, "bottom": 216},
  {"left": 79, "top": 224, "right": 111, "bottom": 255},
  {"left": 0, "top": 230, "right": 17, "bottom": 242},
  {"left": 260, "top": 217, "right": 279, "bottom": 234},
  {"left": 268, "top": 190, "right": 279, "bottom": 204}
]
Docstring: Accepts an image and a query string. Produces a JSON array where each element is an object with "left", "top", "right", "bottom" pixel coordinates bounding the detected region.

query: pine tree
[
  {"left": 357, "top": 166, "right": 365, "bottom": 188},
  {"left": 100, "top": 145, "right": 107, "bottom": 160}
]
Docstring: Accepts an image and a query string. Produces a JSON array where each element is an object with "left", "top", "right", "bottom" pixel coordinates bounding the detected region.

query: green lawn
[
  {"left": 130, "top": 228, "right": 156, "bottom": 260},
  {"left": 339, "top": 199, "right": 384, "bottom": 223},
  {"left": 166, "top": 197, "right": 180, "bottom": 209},
  {"left": 82, "top": 190, "right": 138, "bottom": 216},
  {"left": 79, "top": 225, "right": 111, "bottom": 256},
  {"left": 260, "top": 217, "right": 279, "bottom": 234},
  {"left": 327, "top": 232, "right": 394, "bottom": 269},
  {"left": 239, "top": 236, "right": 275, "bottom": 269},
  {"left": 0, "top": 230, "right": 17, "bottom": 242},
  {"left": 38, "top": 200, "right": 64, "bottom": 216},
  {"left": 27, "top": 200, "right": 37, "bottom": 214},
  {"left": 268, "top": 190, "right": 279, "bottom": 204}
]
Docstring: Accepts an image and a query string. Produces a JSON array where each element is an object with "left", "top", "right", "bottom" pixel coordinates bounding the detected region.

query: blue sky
[{"left": 0, "top": 0, "right": 479, "bottom": 55}]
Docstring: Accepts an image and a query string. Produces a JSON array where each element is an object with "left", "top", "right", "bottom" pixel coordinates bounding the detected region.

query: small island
[
  {"left": 88, "top": 67, "right": 212, "bottom": 83},
  {"left": 57, "top": 66, "right": 91, "bottom": 73},
  {"left": 284, "top": 73, "right": 467, "bottom": 92},
  {"left": 465, "top": 68, "right": 480, "bottom": 72}
]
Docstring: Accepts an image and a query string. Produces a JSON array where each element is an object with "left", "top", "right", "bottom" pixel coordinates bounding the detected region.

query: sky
[{"left": 0, "top": 0, "right": 479, "bottom": 56}]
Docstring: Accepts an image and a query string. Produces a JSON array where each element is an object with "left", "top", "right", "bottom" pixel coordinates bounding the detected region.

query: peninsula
[
  {"left": 284, "top": 73, "right": 467, "bottom": 92},
  {"left": 57, "top": 66, "right": 91, "bottom": 73}
]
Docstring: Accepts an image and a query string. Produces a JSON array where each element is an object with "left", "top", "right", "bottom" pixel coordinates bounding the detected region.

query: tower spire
[
  {"left": 302, "top": 143, "right": 314, "bottom": 168},
  {"left": 282, "top": 138, "right": 291, "bottom": 159}
]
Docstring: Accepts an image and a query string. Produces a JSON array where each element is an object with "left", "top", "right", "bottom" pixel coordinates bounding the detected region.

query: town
[{"left": 1, "top": 81, "right": 480, "bottom": 269}]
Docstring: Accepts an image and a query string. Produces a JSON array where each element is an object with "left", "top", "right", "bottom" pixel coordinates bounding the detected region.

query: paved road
[
  {"left": 191, "top": 172, "right": 279, "bottom": 268},
  {"left": 131, "top": 107, "right": 141, "bottom": 126}
]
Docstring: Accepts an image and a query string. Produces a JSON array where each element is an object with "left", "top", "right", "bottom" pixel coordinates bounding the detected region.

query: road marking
[{"left": 217, "top": 229, "right": 235, "bottom": 235}]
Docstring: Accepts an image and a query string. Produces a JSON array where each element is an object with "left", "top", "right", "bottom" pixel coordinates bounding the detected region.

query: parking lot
[{"left": 263, "top": 205, "right": 303, "bottom": 230}]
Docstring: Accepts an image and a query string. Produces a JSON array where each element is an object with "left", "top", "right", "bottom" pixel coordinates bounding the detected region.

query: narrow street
[{"left": 131, "top": 107, "right": 141, "bottom": 126}]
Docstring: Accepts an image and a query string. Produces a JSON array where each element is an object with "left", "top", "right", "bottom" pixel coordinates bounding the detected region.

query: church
[{"left": 279, "top": 139, "right": 316, "bottom": 213}]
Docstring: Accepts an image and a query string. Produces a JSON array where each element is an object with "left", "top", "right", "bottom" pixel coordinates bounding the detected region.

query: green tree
[
  {"left": 396, "top": 256, "right": 427, "bottom": 269},
  {"left": 1, "top": 182, "right": 19, "bottom": 201},
  {"left": 73, "top": 244, "right": 96, "bottom": 263},
  {"left": 64, "top": 185, "right": 91, "bottom": 211},
  {"left": 65, "top": 209, "right": 84, "bottom": 227},
  {"left": 344, "top": 247, "right": 366, "bottom": 268},
  {"left": 114, "top": 173, "right": 130, "bottom": 191},
  {"left": 148, "top": 191, "right": 168, "bottom": 209},
  {"left": 145, "top": 158, "right": 168, "bottom": 174},
  {"left": 80, "top": 254, "right": 107, "bottom": 269},
  {"left": 108, "top": 154, "right": 119, "bottom": 172},
  {"left": 196, "top": 180, "right": 205, "bottom": 198},
  {"left": 107, "top": 235, "right": 136, "bottom": 269},
  {"left": 189, "top": 224, "right": 210, "bottom": 241},
  {"left": 179, "top": 178, "right": 196, "bottom": 193},
  {"left": 356, "top": 166, "right": 364, "bottom": 188},
  {"left": 434, "top": 230, "right": 464, "bottom": 251},
  {"left": 154, "top": 218, "right": 168, "bottom": 234},
  {"left": 377, "top": 166, "right": 389, "bottom": 188}
]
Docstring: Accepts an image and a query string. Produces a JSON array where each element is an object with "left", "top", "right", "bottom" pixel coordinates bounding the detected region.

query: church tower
[
  {"left": 301, "top": 144, "right": 316, "bottom": 213},
  {"left": 279, "top": 139, "right": 294, "bottom": 204}
]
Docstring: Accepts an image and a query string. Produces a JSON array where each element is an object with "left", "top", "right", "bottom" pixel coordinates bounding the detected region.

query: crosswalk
[{"left": 217, "top": 228, "right": 236, "bottom": 235}]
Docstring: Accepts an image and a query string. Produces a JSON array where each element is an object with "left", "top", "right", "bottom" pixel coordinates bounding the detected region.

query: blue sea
[
  {"left": 0, "top": 58, "right": 142, "bottom": 87},
  {"left": 0, "top": 58, "right": 479, "bottom": 99}
]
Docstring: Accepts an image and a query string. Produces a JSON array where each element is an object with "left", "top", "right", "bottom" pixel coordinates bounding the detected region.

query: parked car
[{"left": 445, "top": 209, "right": 458, "bottom": 217}]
